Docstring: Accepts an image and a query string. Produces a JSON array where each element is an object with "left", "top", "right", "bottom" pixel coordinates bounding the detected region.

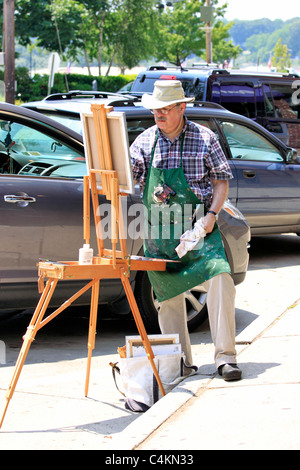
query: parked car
[
  {"left": 0, "top": 101, "right": 250, "bottom": 331},
  {"left": 118, "top": 81, "right": 133, "bottom": 93},
  {"left": 128, "top": 65, "right": 300, "bottom": 153},
  {"left": 23, "top": 91, "right": 300, "bottom": 236}
]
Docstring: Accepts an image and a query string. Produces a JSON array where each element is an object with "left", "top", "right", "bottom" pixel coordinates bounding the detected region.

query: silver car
[{"left": 1, "top": 100, "right": 250, "bottom": 331}]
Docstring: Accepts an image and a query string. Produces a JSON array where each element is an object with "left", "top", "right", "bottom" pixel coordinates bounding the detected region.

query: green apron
[{"left": 143, "top": 131, "right": 231, "bottom": 302}]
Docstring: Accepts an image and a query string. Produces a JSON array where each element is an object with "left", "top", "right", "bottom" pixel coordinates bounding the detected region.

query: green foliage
[
  {"left": 1, "top": 1, "right": 299, "bottom": 73},
  {"left": 150, "top": 0, "right": 240, "bottom": 66},
  {"left": 272, "top": 38, "right": 292, "bottom": 72},
  {"left": 230, "top": 17, "right": 300, "bottom": 63},
  {"left": 13, "top": 0, "right": 157, "bottom": 74},
  {"left": 211, "top": 20, "right": 242, "bottom": 63},
  {"left": 229, "top": 18, "right": 283, "bottom": 48},
  {"left": 5, "top": 0, "right": 247, "bottom": 72},
  {"left": 153, "top": 0, "right": 206, "bottom": 66},
  {"left": 0, "top": 67, "right": 134, "bottom": 102}
]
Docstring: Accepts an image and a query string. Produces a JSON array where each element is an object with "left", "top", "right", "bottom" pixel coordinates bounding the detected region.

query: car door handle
[
  {"left": 242, "top": 170, "right": 256, "bottom": 179},
  {"left": 4, "top": 194, "right": 36, "bottom": 204}
]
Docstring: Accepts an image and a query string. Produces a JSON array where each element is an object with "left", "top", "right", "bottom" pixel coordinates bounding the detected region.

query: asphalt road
[{"left": 0, "top": 233, "right": 299, "bottom": 449}]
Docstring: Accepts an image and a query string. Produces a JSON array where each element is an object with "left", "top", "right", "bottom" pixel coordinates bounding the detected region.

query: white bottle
[{"left": 78, "top": 244, "right": 93, "bottom": 265}]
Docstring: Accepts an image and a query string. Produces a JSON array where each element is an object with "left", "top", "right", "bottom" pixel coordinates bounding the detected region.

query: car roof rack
[
  {"left": 147, "top": 65, "right": 188, "bottom": 72},
  {"left": 43, "top": 90, "right": 130, "bottom": 101},
  {"left": 225, "top": 69, "right": 299, "bottom": 77},
  {"left": 108, "top": 96, "right": 141, "bottom": 107},
  {"left": 192, "top": 101, "right": 225, "bottom": 110},
  {"left": 124, "top": 91, "right": 144, "bottom": 98},
  {"left": 146, "top": 64, "right": 230, "bottom": 75},
  {"left": 146, "top": 65, "right": 299, "bottom": 79},
  {"left": 192, "top": 62, "right": 219, "bottom": 67},
  {"left": 106, "top": 95, "right": 225, "bottom": 110}
]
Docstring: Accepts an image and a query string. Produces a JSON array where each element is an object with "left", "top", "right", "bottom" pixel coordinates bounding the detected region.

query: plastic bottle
[{"left": 78, "top": 244, "right": 93, "bottom": 265}]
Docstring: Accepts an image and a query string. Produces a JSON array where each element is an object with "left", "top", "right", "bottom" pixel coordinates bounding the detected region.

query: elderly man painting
[{"left": 130, "top": 80, "right": 242, "bottom": 381}]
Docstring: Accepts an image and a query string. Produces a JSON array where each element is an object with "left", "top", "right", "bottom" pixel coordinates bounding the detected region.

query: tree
[
  {"left": 49, "top": 0, "right": 94, "bottom": 73},
  {"left": 230, "top": 17, "right": 300, "bottom": 64},
  {"left": 153, "top": 0, "right": 205, "bottom": 66},
  {"left": 152, "top": 0, "right": 241, "bottom": 66},
  {"left": 211, "top": 20, "right": 241, "bottom": 64},
  {"left": 3, "top": 0, "right": 245, "bottom": 73},
  {"left": 100, "top": 0, "right": 157, "bottom": 75},
  {"left": 13, "top": 0, "right": 158, "bottom": 74},
  {"left": 15, "top": 0, "right": 74, "bottom": 51},
  {"left": 14, "top": 0, "right": 116, "bottom": 74},
  {"left": 272, "top": 38, "right": 291, "bottom": 72}
]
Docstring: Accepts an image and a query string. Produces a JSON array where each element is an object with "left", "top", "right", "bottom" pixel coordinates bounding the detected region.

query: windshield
[
  {"left": 37, "top": 112, "right": 83, "bottom": 134},
  {"left": 0, "top": 119, "right": 84, "bottom": 176},
  {"left": 131, "top": 77, "right": 206, "bottom": 100}
]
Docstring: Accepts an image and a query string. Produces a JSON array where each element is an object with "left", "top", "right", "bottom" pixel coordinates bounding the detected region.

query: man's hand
[{"left": 203, "top": 212, "right": 217, "bottom": 233}]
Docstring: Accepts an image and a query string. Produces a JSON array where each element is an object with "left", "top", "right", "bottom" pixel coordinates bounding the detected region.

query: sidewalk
[
  {"left": 111, "top": 301, "right": 300, "bottom": 450},
  {"left": 0, "top": 260, "right": 299, "bottom": 450}
]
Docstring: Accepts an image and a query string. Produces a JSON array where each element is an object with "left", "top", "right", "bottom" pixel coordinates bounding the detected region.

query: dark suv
[{"left": 129, "top": 65, "right": 300, "bottom": 153}]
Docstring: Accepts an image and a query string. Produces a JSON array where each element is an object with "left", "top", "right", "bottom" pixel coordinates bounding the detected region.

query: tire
[{"left": 134, "top": 271, "right": 208, "bottom": 333}]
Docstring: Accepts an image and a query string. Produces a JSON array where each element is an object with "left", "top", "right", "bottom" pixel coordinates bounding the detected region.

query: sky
[{"left": 223, "top": 0, "right": 298, "bottom": 21}]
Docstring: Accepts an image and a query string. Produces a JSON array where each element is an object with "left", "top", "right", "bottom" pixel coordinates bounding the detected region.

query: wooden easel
[{"left": 0, "top": 104, "right": 168, "bottom": 429}]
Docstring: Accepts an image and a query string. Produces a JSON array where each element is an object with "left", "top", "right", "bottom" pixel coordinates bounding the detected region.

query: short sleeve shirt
[{"left": 130, "top": 118, "right": 233, "bottom": 207}]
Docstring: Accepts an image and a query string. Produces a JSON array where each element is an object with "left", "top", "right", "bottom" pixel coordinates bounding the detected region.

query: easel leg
[
  {"left": 0, "top": 278, "right": 58, "bottom": 429},
  {"left": 120, "top": 273, "right": 166, "bottom": 397},
  {"left": 85, "top": 280, "right": 100, "bottom": 397}
]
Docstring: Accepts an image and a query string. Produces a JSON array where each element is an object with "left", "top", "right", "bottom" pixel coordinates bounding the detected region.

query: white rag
[{"left": 175, "top": 218, "right": 207, "bottom": 258}]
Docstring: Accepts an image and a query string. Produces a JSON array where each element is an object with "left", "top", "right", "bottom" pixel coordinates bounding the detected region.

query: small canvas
[
  {"left": 81, "top": 110, "right": 134, "bottom": 194},
  {"left": 125, "top": 334, "right": 180, "bottom": 358},
  {"left": 131, "top": 343, "right": 182, "bottom": 358}
]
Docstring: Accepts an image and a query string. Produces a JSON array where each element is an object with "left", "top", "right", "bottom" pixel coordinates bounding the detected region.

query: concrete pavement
[
  {"left": 0, "top": 234, "right": 300, "bottom": 450},
  {"left": 1, "top": 281, "right": 299, "bottom": 451},
  {"left": 113, "top": 299, "right": 300, "bottom": 450}
]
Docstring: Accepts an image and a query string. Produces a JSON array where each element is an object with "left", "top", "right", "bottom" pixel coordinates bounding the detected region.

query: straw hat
[{"left": 141, "top": 80, "right": 195, "bottom": 109}]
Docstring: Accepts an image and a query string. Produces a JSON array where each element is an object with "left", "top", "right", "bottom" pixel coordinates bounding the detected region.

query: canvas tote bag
[{"left": 111, "top": 353, "right": 197, "bottom": 412}]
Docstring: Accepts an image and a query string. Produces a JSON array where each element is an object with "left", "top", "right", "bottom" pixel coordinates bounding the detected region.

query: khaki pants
[{"left": 158, "top": 273, "right": 237, "bottom": 369}]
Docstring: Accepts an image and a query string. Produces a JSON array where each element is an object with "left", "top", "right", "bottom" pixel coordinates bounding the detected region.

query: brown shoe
[{"left": 218, "top": 363, "right": 242, "bottom": 381}]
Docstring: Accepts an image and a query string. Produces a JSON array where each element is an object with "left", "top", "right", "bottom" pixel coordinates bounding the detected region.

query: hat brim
[{"left": 141, "top": 93, "right": 195, "bottom": 109}]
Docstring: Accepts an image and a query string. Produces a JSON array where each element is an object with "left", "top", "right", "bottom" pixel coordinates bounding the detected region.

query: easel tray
[{"left": 38, "top": 256, "right": 179, "bottom": 281}]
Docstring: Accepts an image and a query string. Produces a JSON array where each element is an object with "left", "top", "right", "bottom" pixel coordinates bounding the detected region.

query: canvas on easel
[
  {"left": 81, "top": 109, "right": 134, "bottom": 195},
  {"left": 81, "top": 104, "right": 133, "bottom": 263}
]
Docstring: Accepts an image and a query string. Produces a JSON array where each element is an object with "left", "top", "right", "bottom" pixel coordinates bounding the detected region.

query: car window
[
  {"left": 0, "top": 119, "right": 85, "bottom": 178},
  {"left": 192, "top": 118, "right": 218, "bottom": 133},
  {"left": 132, "top": 76, "right": 206, "bottom": 100},
  {"left": 126, "top": 118, "right": 154, "bottom": 145},
  {"left": 263, "top": 82, "right": 300, "bottom": 151},
  {"left": 219, "top": 120, "right": 284, "bottom": 162},
  {"left": 212, "top": 82, "right": 256, "bottom": 119},
  {"left": 263, "top": 83, "right": 299, "bottom": 119},
  {"left": 38, "top": 112, "right": 83, "bottom": 135},
  {"left": 192, "top": 118, "right": 224, "bottom": 144},
  {"left": 181, "top": 78, "right": 206, "bottom": 100}
]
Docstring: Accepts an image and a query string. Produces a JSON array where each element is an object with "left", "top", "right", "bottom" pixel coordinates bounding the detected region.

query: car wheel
[{"left": 134, "top": 271, "right": 208, "bottom": 333}]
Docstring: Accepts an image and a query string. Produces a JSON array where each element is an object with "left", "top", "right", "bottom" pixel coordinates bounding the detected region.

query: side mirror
[{"left": 286, "top": 148, "right": 299, "bottom": 163}]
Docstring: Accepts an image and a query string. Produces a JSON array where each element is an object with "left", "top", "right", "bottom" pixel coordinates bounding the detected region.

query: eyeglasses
[{"left": 150, "top": 104, "right": 178, "bottom": 115}]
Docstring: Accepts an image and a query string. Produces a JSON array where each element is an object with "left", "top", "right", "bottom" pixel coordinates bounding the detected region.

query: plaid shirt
[{"left": 130, "top": 117, "right": 233, "bottom": 207}]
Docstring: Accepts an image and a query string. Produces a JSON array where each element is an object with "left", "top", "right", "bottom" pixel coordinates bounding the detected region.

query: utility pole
[
  {"left": 3, "top": 0, "right": 15, "bottom": 104},
  {"left": 200, "top": 0, "right": 214, "bottom": 63},
  {"left": 205, "top": 0, "right": 213, "bottom": 64}
]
